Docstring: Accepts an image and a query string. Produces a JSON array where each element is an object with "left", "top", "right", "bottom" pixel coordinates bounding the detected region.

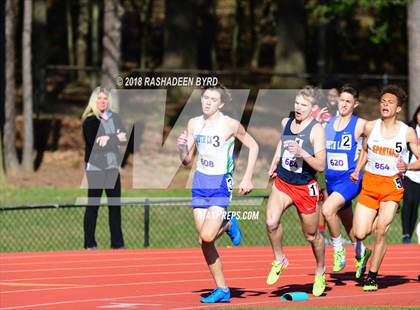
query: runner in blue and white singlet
[
  {"left": 177, "top": 86, "right": 259, "bottom": 303},
  {"left": 321, "top": 85, "right": 367, "bottom": 275},
  {"left": 325, "top": 114, "right": 362, "bottom": 209},
  {"left": 192, "top": 113, "right": 235, "bottom": 208}
]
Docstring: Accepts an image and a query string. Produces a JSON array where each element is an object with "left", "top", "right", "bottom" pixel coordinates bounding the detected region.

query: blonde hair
[
  {"left": 296, "top": 85, "right": 319, "bottom": 105},
  {"left": 81, "top": 87, "right": 112, "bottom": 120}
]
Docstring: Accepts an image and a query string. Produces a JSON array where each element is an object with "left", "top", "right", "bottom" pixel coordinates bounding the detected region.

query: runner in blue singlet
[{"left": 321, "top": 85, "right": 367, "bottom": 274}]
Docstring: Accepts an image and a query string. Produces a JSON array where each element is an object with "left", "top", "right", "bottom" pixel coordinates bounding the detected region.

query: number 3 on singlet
[
  {"left": 308, "top": 183, "right": 319, "bottom": 197},
  {"left": 226, "top": 176, "right": 233, "bottom": 192}
]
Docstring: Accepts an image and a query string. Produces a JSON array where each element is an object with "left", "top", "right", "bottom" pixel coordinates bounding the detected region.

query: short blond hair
[
  {"left": 296, "top": 85, "right": 319, "bottom": 105},
  {"left": 81, "top": 87, "right": 112, "bottom": 120}
]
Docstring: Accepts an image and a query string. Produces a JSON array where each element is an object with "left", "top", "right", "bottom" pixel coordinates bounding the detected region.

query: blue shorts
[
  {"left": 326, "top": 174, "right": 362, "bottom": 209},
  {"left": 191, "top": 171, "right": 233, "bottom": 209}
]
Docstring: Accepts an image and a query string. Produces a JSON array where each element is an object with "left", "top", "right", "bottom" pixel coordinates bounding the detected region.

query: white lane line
[
  {"left": 1, "top": 259, "right": 418, "bottom": 274},
  {"left": 2, "top": 270, "right": 419, "bottom": 295},
  {"left": 1, "top": 285, "right": 418, "bottom": 310},
  {"left": 1, "top": 246, "right": 416, "bottom": 260},
  {"left": 2, "top": 264, "right": 419, "bottom": 283}
]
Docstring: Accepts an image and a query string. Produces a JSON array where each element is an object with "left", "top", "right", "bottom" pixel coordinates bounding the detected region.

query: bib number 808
[{"left": 201, "top": 159, "right": 214, "bottom": 167}]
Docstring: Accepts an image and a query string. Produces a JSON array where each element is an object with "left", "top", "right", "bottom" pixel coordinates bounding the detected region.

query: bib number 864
[{"left": 375, "top": 163, "right": 390, "bottom": 170}]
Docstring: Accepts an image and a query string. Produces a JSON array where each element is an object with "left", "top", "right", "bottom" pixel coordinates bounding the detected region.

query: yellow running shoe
[
  {"left": 312, "top": 274, "right": 326, "bottom": 297},
  {"left": 266, "top": 257, "right": 288, "bottom": 285},
  {"left": 333, "top": 248, "right": 346, "bottom": 272},
  {"left": 355, "top": 248, "right": 372, "bottom": 279},
  {"left": 362, "top": 275, "right": 378, "bottom": 291}
]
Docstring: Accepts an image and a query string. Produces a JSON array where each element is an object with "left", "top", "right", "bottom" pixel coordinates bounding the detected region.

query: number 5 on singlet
[{"left": 393, "top": 177, "right": 403, "bottom": 190}]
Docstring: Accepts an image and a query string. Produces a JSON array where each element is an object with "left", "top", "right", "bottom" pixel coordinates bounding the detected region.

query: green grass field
[
  {"left": 0, "top": 186, "right": 414, "bottom": 252},
  {"left": 0, "top": 187, "right": 201, "bottom": 207}
]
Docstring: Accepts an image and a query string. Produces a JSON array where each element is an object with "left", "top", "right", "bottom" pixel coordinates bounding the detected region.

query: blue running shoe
[
  {"left": 226, "top": 215, "right": 242, "bottom": 246},
  {"left": 200, "top": 287, "right": 230, "bottom": 303}
]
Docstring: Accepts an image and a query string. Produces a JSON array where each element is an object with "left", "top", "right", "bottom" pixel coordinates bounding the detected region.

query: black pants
[
  {"left": 401, "top": 176, "right": 420, "bottom": 238},
  {"left": 84, "top": 168, "right": 125, "bottom": 249}
]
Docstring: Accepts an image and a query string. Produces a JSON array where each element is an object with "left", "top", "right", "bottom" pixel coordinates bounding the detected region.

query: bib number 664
[{"left": 285, "top": 158, "right": 298, "bottom": 168}]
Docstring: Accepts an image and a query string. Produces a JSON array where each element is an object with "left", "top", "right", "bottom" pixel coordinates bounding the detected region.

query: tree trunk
[
  {"left": 407, "top": 0, "right": 420, "bottom": 119},
  {"left": 66, "top": 0, "right": 75, "bottom": 79},
  {"left": 142, "top": 0, "right": 153, "bottom": 69},
  {"left": 133, "top": 0, "right": 153, "bottom": 70},
  {"left": 162, "top": 0, "right": 197, "bottom": 69},
  {"left": 22, "top": 0, "right": 34, "bottom": 171},
  {"left": 0, "top": 134, "right": 4, "bottom": 183},
  {"left": 0, "top": 0, "right": 4, "bottom": 181},
  {"left": 249, "top": 0, "right": 260, "bottom": 69},
  {"left": 4, "top": 0, "right": 20, "bottom": 174},
  {"left": 33, "top": 0, "right": 47, "bottom": 115},
  {"left": 197, "top": 0, "right": 216, "bottom": 70},
  {"left": 101, "top": 0, "right": 123, "bottom": 110},
  {"left": 91, "top": 0, "right": 99, "bottom": 88},
  {"left": 231, "top": 0, "right": 244, "bottom": 69},
  {"left": 77, "top": 0, "right": 89, "bottom": 81},
  {"left": 272, "top": 0, "right": 305, "bottom": 87}
]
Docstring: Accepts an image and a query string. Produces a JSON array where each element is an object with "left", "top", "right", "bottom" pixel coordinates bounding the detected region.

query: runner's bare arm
[
  {"left": 233, "top": 119, "right": 259, "bottom": 194},
  {"left": 398, "top": 127, "right": 420, "bottom": 171},
  {"left": 350, "top": 120, "right": 374, "bottom": 181},
  {"left": 268, "top": 118, "right": 288, "bottom": 177},
  {"left": 177, "top": 118, "right": 196, "bottom": 166},
  {"left": 303, "top": 123, "right": 326, "bottom": 172},
  {"left": 355, "top": 118, "right": 367, "bottom": 141}
]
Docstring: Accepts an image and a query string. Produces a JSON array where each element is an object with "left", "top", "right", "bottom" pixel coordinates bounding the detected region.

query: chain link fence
[{"left": 0, "top": 195, "right": 411, "bottom": 253}]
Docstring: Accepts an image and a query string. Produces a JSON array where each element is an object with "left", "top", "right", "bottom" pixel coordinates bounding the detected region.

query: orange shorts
[
  {"left": 358, "top": 171, "right": 404, "bottom": 210},
  {"left": 274, "top": 177, "right": 320, "bottom": 214}
]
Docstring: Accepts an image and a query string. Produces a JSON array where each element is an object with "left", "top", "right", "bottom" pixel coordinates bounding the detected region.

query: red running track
[{"left": 0, "top": 245, "right": 419, "bottom": 309}]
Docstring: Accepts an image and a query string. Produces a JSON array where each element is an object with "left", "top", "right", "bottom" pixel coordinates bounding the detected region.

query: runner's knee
[
  {"left": 266, "top": 217, "right": 280, "bottom": 232},
  {"left": 322, "top": 205, "right": 335, "bottom": 220},
  {"left": 354, "top": 228, "right": 369, "bottom": 240},
  {"left": 304, "top": 231, "right": 317, "bottom": 242},
  {"left": 374, "top": 224, "right": 388, "bottom": 238},
  {"left": 200, "top": 231, "right": 216, "bottom": 243}
]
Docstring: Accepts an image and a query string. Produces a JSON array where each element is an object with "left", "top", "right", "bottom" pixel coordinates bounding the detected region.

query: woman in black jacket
[
  {"left": 401, "top": 105, "right": 420, "bottom": 244},
  {"left": 81, "top": 87, "right": 127, "bottom": 249}
]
